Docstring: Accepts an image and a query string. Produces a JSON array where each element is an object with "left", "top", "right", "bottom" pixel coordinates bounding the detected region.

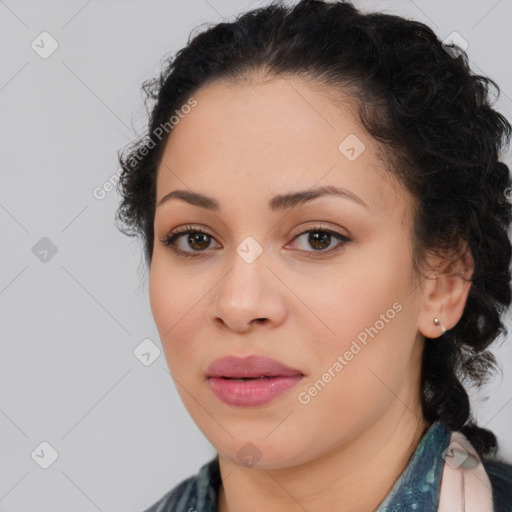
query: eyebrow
[{"left": 156, "top": 184, "right": 369, "bottom": 212}]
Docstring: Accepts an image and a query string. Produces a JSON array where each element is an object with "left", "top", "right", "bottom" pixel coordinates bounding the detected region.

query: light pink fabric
[{"left": 438, "top": 431, "right": 494, "bottom": 512}]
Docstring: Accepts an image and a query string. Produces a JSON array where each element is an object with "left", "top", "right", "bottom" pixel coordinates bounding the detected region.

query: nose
[{"left": 209, "top": 254, "right": 287, "bottom": 332}]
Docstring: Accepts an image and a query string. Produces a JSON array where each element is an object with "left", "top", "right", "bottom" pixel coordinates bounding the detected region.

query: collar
[
  {"left": 185, "top": 421, "right": 451, "bottom": 511},
  {"left": 375, "top": 421, "right": 451, "bottom": 511}
]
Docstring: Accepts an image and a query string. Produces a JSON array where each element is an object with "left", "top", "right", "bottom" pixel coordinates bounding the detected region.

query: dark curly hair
[{"left": 115, "top": 0, "right": 512, "bottom": 457}]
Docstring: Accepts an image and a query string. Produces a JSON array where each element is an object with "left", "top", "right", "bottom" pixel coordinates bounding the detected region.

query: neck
[{"left": 217, "top": 407, "right": 430, "bottom": 512}]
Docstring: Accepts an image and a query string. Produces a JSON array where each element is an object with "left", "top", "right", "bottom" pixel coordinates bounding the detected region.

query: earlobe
[
  {"left": 417, "top": 245, "right": 473, "bottom": 339},
  {"left": 433, "top": 316, "right": 447, "bottom": 334}
]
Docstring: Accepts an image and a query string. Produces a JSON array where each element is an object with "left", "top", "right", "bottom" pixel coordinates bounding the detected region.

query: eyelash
[{"left": 159, "top": 224, "right": 351, "bottom": 259}]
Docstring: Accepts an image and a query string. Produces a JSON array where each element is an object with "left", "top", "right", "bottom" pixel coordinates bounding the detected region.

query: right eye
[{"left": 160, "top": 226, "right": 221, "bottom": 258}]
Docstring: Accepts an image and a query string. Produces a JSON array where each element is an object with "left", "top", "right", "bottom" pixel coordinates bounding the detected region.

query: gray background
[{"left": 0, "top": 0, "right": 511, "bottom": 510}]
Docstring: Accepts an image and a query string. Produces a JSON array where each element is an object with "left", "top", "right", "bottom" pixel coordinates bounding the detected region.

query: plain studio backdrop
[{"left": 0, "top": 0, "right": 511, "bottom": 511}]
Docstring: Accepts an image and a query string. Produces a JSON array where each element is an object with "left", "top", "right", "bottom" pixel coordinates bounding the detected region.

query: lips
[{"left": 206, "top": 354, "right": 304, "bottom": 379}]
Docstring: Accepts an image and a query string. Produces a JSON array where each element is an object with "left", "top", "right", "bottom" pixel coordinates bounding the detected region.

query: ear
[{"left": 417, "top": 243, "right": 474, "bottom": 339}]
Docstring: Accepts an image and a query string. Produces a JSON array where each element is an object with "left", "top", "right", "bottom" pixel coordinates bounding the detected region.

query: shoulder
[
  {"left": 141, "top": 456, "right": 221, "bottom": 512},
  {"left": 142, "top": 473, "right": 197, "bottom": 512},
  {"left": 481, "top": 456, "right": 512, "bottom": 512}
]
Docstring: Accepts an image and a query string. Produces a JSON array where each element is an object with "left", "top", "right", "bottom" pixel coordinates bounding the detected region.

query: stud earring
[{"left": 433, "top": 317, "right": 447, "bottom": 334}]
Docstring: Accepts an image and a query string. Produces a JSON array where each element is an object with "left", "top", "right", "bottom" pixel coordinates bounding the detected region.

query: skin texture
[{"left": 149, "top": 76, "right": 472, "bottom": 512}]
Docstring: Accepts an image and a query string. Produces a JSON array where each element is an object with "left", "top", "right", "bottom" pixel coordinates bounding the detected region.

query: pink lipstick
[{"left": 206, "top": 354, "right": 304, "bottom": 407}]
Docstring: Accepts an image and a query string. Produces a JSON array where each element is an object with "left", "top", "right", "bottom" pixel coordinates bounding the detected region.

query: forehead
[
  {"left": 155, "top": 77, "right": 411, "bottom": 221},
  {"left": 162, "top": 77, "right": 368, "bottom": 165}
]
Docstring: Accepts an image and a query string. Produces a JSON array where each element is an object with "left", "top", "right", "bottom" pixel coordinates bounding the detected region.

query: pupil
[
  {"left": 189, "top": 233, "right": 209, "bottom": 250},
  {"left": 310, "top": 232, "right": 330, "bottom": 250}
]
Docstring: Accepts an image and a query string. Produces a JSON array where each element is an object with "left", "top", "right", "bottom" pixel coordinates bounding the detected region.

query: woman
[{"left": 115, "top": 0, "right": 512, "bottom": 510}]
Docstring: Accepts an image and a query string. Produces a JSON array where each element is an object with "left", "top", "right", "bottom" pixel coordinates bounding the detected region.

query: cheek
[
  {"left": 149, "top": 258, "right": 174, "bottom": 331},
  {"left": 300, "top": 246, "right": 416, "bottom": 394},
  {"left": 148, "top": 256, "right": 201, "bottom": 355},
  {"left": 294, "top": 296, "right": 415, "bottom": 448},
  {"left": 304, "top": 252, "right": 404, "bottom": 348}
]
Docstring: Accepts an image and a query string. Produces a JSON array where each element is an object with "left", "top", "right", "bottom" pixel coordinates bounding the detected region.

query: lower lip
[{"left": 207, "top": 376, "right": 303, "bottom": 407}]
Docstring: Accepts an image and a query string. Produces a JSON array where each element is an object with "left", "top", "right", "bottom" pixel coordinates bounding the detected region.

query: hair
[{"left": 115, "top": 0, "right": 512, "bottom": 457}]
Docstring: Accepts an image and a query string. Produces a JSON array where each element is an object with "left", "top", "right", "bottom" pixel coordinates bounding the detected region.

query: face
[{"left": 149, "top": 76, "right": 426, "bottom": 469}]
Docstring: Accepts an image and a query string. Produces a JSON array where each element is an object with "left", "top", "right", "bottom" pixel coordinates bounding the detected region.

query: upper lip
[{"left": 206, "top": 355, "right": 304, "bottom": 379}]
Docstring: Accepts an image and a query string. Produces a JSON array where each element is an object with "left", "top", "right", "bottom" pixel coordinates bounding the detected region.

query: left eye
[
  {"left": 290, "top": 229, "right": 350, "bottom": 253},
  {"left": 160, "top": 226, "right": 350, "bottom": 257}
]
